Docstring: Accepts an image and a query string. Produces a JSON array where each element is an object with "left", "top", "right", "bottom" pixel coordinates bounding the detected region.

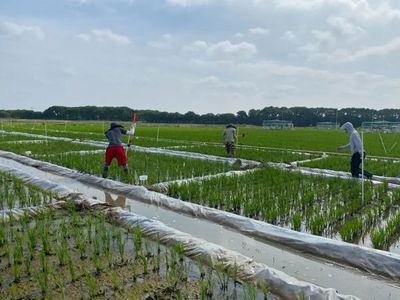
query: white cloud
[
  {"left": 327, "top": 17, "right": 365, "bottom": 36},
  {"left": 147, "top": 33, "right": 174, "bottom": 49},
  {"left": 166, "top": 0, "right": 211, "bottom": 7},
  {"left": 207, "top": 41, "right": 257, "bottom": 58},
  {"left": 184, "top": 40, "right": 257, "bottom": 59},
  {"left": 0, "top": 21, "right": 45, "bottom": 39},
  {"left": 347, "top": 37, "right": 400, "bottom": 61},
  {"left": 274, "top": 0, "right": 400, "bottom": 21},
  {"left": 280, "top": 30, "right": 296, "bottom": 42},
  {"left": 75, "top": 33, "right": 91, "bottom": 42},
  {"left": 248, "top": 27, "right": 270, "bottom": 35},
  {"left": 182, "top": 40, "right": 208, "bottom": 51},
  {"left": 190, "top": 75, "right": 257, "bottom": 91},
  {"left": 90, "top": 29, "right": 130, "bottom": 44}
]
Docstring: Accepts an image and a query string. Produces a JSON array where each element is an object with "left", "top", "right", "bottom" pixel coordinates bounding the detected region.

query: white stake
[{"left": 361, "top": 130, "right": 364, "bottom": 204}]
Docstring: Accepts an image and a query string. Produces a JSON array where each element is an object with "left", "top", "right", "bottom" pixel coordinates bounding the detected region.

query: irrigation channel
[{"left": 0, "top": 155, "right": 400, "bottom": 299}]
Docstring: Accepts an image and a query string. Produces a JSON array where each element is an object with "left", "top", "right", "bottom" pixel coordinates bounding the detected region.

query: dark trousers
[
  {"left": 351, "top": 152, "right": 373, "bottom": 179},
  {"left": 225, "top": 142, "right": 235, "bottom": 157}
]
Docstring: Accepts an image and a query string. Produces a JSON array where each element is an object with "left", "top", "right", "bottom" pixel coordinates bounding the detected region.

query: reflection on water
[{"left": 104, "top": 191, "right": 126, "bottom": 208}]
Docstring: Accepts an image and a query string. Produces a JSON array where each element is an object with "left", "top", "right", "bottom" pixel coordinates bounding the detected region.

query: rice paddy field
[{"left": 1, "top": 119, "right": 400, "bottom": 299}]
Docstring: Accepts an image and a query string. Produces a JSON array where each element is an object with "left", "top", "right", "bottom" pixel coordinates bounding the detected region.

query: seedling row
[
  {"left": 0, "top": 171, "right": 55, "bottom": 210},
  {"left": 167, "top": 167, "right": 400, "bottom": 250}
]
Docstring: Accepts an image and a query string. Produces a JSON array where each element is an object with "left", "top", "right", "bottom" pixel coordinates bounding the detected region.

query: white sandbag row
[
  {"left": 1, "top": 150, "right": 400, "bottom": 281},
  {"left": 34, "top": 149, "right": 106, "bottom": 158},
  {"left": 295, "top": 166, "right": 400, "bottom": 187},
  {"left": 151, "top": 168, "right": 257, "bottom": 192},
  {"left": 0, "top": 202, "right": 67, "bottom": 223},
  {"left": 0, "top": 139, "right": 47, "bottom": 144},
  {"left": 290, "top": 153, "right": 329, "bottom": 166},
  {"left": 0, "top": 162, "right": 356, "bottom": 300}
]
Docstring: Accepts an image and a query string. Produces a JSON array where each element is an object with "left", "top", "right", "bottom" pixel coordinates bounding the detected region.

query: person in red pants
[{"left": 102, "top": 123, "right": 133, "bottom": 178}]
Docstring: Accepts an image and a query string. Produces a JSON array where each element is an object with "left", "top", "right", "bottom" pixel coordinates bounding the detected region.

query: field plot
[
  {"left": 168, "top": 166, "right": 400, "bottom": 250},
  {"left": 0, "top": 205, "right": 270, "bottom": 300},
  {"left": 300, "top": 155, "right": 400, "bottom": 178},
  {"left": 0, "top": 140, "right": 101, "bottom": 157},
  {"left": 0, "top": 134, "right": 42, "bottom": 142},
  {"left": 171, "top": 144, "right": 320, "bottom": 163},
  {"left": 41, "top": 150, "right": 233, "bottom": 185}
]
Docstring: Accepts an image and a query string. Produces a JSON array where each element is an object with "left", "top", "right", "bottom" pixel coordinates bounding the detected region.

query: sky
[{"left": 0, "top": 0, "right": 400, "bottom": 114}]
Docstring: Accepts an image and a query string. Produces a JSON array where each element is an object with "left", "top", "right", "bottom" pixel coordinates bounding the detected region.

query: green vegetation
[
  {"left": 0, "top": 140, "right": 100, "bottom": 156},
  {"left": 0, "top": 203, "right": 266, "bottom": 299},
  {"left": 42, "top": 150, "right": 232, "bottom": 185},
  {"left": 0, "top": 171, "right": 55, "bottom": 209},
  {"left": 168, "top": 167, "right": 400, "bottom": 244}
]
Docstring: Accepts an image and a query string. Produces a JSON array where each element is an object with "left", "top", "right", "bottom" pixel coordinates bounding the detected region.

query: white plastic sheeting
[
  {"left": 152, "top": 168, "right": 257, "bottom": 192},
  {"left": 1, "top": 150, "right": 400, "bottom": 282},
  {"left": 0, "top": 202, "right": 66, "bottom": 223},
  {"left": 296, "top": 166, "right": 400, "bottom": 187},
  {"left": 0, "top": 162, "right": 358, "bottom": 300},
  {"left": 35, "top": 149, "right": 105, "bottom": 158},
  {"left": 291, "top": 153, "right": 329, "bottom": 167},
  {"left": 0, "top": 139, "right": 46, "bottom": 144}
]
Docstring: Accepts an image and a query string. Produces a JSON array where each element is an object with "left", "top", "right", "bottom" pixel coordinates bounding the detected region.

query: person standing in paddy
[
  {"left": 223, "top": 124, "right": 237, "bottom": 157},
  {"left": 102, "top": 122, "right": 133, "bottom": 178},
  {"left": 337, "top": 122, "right": 373, "bottom": 180}
]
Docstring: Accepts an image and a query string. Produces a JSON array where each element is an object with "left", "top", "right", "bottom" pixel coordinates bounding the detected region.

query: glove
[
  {"left": 127, "top": 143, "right": 131, "bottom": 148},
  {"left": 127, "top": 127, "right": 135, "bottom": 135}
]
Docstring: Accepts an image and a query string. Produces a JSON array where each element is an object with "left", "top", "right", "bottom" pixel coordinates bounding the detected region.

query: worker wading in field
[
  {"left": 337, "top": 122, "right": 373, "bottom": 180},
  {"left": 102, "top": 123, "right": 134, "bottom": 178},
  {"left": 223, "top": 124, "right": 237, "bottom": 157}
]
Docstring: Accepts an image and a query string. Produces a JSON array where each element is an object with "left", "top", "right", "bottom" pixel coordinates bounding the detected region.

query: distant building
[
  {"left": 262, "top": 119, "right": 293, "bottom": 129},
  {"left": 316, "top": 122, "right": 339, "bottom": 129},
  {"left": 361, "top": 121, "right": 400, "bottom": 133}
]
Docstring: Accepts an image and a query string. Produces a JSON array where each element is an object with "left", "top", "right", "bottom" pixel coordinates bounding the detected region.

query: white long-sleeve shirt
[{"left": 339, "top": 122, "right": 363, "bottom": 155}]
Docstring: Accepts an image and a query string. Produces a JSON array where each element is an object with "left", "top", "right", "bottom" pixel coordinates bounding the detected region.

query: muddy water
[{"left": 1, "top": 157, "right": 400, "bottom": 299}]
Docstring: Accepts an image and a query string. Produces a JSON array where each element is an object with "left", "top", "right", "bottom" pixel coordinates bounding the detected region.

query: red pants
[{"left": 104, "top": 146, "right": 127, "bottom": 166}]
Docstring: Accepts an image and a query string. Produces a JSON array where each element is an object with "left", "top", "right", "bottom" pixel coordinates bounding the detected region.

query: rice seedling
[
  {"left": 243, "top": 282, "right": 257, "bottom": 300},
  {"left": 116, "top": 229, "right": 125, "bottom": 263},
  {"left": 111, "top": 270, "right": 120, "bottom": 292},
  {"left": 84, "top": 270, "right": 98, "bottom": 298},
  {"left": 51, "top": 272, "right": 66, "bottom": 300}
]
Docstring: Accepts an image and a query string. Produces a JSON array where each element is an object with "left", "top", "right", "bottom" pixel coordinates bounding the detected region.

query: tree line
[{"left": 0, "top": 106, "right": 399, "bottom": 127}]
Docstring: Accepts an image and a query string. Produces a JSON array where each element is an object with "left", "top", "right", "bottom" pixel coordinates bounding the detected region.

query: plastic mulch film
[
  {"left": 290, "top": 153, "right": 329, "bottom": 166},
  {"left": 0, "top": 140, "right": 47, "bottom": 144},
  {"left": 296, "top": 166, "right": 400, "bottom": 187},
  {"left": 0, "top": 158, "right": 357, "bottom": 300},
  {"left": 2, "top": 151, "right": 400, "bottom": 281},
  {"left": 151, "top": 168, "right": 258, "bottom": 192},
  {"left": 0, "top": 202, "right": 66, "bottom": 223},
  {"left": 35, "top": 149, "right": 106, "bottom": 158}
]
